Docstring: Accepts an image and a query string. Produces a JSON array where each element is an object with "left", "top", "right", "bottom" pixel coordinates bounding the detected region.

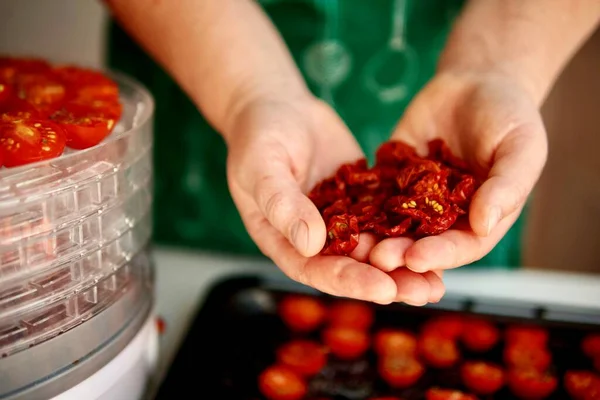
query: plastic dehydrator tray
[
  {"left": 0, "top": 72, "right": 154, "bottom": 358},
  {"left": 155, "top": 272, "right": 600, "bottom": 400}
]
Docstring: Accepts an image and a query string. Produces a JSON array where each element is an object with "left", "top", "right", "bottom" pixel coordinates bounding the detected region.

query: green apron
[{"left": 107, "top": 0, "right": 524, "bottom": 268}]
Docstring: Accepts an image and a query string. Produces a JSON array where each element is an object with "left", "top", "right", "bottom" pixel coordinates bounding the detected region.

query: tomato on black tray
[{"left": 152, "top": 275, "right": 600, "bottom": 400}]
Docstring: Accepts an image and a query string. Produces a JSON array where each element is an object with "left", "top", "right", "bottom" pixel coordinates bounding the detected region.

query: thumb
[
  {"left": 251, "top": 158, "right": 326, "bottom": 257},
  {"left": 470, "top": 121, "right": 547, "bottom": 237}
]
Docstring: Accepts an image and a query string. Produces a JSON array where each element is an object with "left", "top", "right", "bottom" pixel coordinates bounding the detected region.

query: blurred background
[{"left": 1, "top": 0, "right": 598, "bottom": 272}]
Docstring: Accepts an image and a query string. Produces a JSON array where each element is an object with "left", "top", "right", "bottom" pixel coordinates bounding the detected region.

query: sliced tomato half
[
  {"left": 506, "top": 367, "right": 557, "bottom": 400},
  {"left": 461, "top": 361, "right": 505, "bottom": 395},
  {"left": 258, "top": 364, "right": 307, "bottom": 400},
  {"left": 0, "top": 119, "right": 66, "bottom": 167},
  {"left": 276, "top": 340, "right": 327, "bottom": 377},
  {"left": 378, "top": 354, "right": 425, "bottom": 388}
]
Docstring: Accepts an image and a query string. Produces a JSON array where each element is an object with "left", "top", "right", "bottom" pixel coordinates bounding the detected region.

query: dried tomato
[{"left": 308, "top": 139, "right": 480, "bottom": 256}]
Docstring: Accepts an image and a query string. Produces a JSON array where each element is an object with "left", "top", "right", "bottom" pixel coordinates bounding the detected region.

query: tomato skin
[
  {"left": 258, "top": 365, "right": 307, "bottom": 400},
  {"left": 425, "top": 387, "right": 478, "bottom": 400},
  {"left": 0, "top": 81, "right": 13, "bottom": 105},
  {"left": 377, "top": 354, "right": 424, "bottom": 388},
  {"left": 503, "top": 343, "right": 552, "bottom": 371},
  {"left": 322, "top": 326, "right": 370, "bottom": 360},
  {"left": 276, "top": 340, "right": 327, "bottom": 377},
  {"left": 418, "top": 334, "right": 460, "bottom": 369},
  {"left": 374, "top": 329, "right": 417, "bottom": 356},
  {"left": 506, "top": 368, "right": 557, "bottom": 400},
  {"left": 278, "top": 295, "right": 327, "bottom": 333},
  {"left": 0, "top": 120, "right": 66, "bottom": 167},
  {"left": 583, "top": 334, "right": 600, "bottom": 359},
  {"left": 421, "top": 315, "right": 464, "bottom": 339},
  {"left": 461, "top": 361, "right": 505, "bottom": 395},
  {"left": 64, "top": 99, "right": 122, "bottom": 120},
  {"left": 564, "top": 370, "right": 600, "bottom": 400},
  {"left": 460, "top": 318, "right": 499, "bottom": 353},
  {"left": 505, "top": 325, "right": 549, "bottom": 348},
  {"left": 328, "top": 300, "right": 374, "bottom": 330}
]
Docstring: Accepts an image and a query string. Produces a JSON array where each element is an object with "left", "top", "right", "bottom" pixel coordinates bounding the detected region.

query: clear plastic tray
[{"left": 0, "top": 72, "right": 154, "bottom": 356}]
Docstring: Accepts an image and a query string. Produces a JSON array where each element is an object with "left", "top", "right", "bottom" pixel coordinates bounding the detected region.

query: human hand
[
  {"left": 369, "top": 70, "right": 548, "bottom": 275},
  {"left": 226, "top": 96, "right": 445, "bottom": 305}
]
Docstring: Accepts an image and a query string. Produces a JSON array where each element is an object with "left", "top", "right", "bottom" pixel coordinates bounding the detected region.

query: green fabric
[{"left": 106, "top": 0, "right": 522, "bottom": 268}]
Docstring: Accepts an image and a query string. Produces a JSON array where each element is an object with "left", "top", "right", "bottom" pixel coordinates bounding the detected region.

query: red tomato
[
  {"left": 322, "top": 326, "right": 370, "bottom": 360},
  {"left": 564, "top": 370, "right": 600, "bottom": 400},
  {"left": 64, "top": 99, "right": 122, "bottom": 120},
  {"left": 328, "top": 300, "right": 374, "bottom": 330},
  {"left": 1, "top": 98, "right": 40, "bottom": 122},
  {"left": 507, "top": 368, "right": 557, "bottom": 400},
  {"left": 460, "top": 318, "right": 499, "bottom": 352},
  {"left": 0, "top": 57, "right": 50, "bottom": 83},
  {"left": 583, "top": 334, "right": 600, "bottom": 359},
  {"left": 595, "top": 357, "right": 600, "bottom": 374},
  {"left": 15, "top": 72, "right": 66, "bottom": 117},
  {"left": 53, "top": 65, "right": 119, "bottom": 100},
  {"left": 258, "top": 365, "right": 307, "bottom": 400},
  {"left": 378, "top": 354, "right": 424, "bottom": 388},
  {"left": 374, "top": 329, "right": 417, "bottom": 356},
  {"left": 51, "top": 108, "right": 116, "bottom": 150},
  {"left": 505, "top": 325, "right": 549, "bottom": 348},
  {"left": 278, "top": 295, "right": 327, "bottom": 333},
  {"left": 421, "top": 315, "right": 464, "bottom": 339},
  {"left": 425, "top": 388, "right": 478, "bottom": 400},
  {"left": 276, "top": 340, "right": 327, "bottom": 377},
  {"left": 0, "top": 120, "right": 66, "bottom": 167},
  {"left": 418, "top": 334, "right": 460, "bottom": 369},
  {"left": 503, "top": 343, "right": 552, "bottom": 371},
  {"left": 461, "top": 361, "right": 505, "bottom": 395}
]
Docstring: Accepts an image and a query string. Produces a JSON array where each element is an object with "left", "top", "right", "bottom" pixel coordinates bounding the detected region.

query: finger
[
  {"left": 238, "top": 201, "right": 398, "bottom": 304},
  {"left": 470, "top": 122, "right": 547, "bottom": 237},
  {"left": 405, "top": 209, "right": 521, "bottom": 272},
  {"left": 388, "top": 268, "right": 431, "bottom": 306},
  {"left": 422, "top": 271, "right": 445, "bottom": 303},
  {"left": 252, "top": 161, "right": 326, "bottom": 257},
  {"left": 350, "top": 233, "right": 378, "bottom": 263},
  {"left": 369, "top": 237, "right": 415, "bottom": 272}
]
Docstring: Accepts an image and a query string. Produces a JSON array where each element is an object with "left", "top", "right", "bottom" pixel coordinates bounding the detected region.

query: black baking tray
[{"left": 154, "top": 271, "right": 600, "bottom": 400}]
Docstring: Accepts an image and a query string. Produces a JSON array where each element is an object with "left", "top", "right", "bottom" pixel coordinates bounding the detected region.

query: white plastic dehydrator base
[{"left": 51, "top": 312, "right": 159, "bottom": 400}]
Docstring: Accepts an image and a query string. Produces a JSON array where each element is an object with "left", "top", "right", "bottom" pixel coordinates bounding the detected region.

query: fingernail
[
  {"left": 486, "top": 206, "right": 502, "bottom": 235},
  {"left": 291, "top": 220, "right": 309, "bottom": 254}
]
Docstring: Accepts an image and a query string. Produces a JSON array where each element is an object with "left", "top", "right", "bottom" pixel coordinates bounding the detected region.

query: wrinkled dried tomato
[{"left": 309, "top": 138, "right": 480, "bottom": 255}]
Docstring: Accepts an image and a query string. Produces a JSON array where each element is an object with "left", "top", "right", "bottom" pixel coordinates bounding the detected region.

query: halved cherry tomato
[
  {"left": 418, "top": 334, "right": 460, "bottom": 369},
  {"left": 505, "top": 325, "right": 549, "bottom": 348},
  {"left": 276, "top": 340, "right": 327, "bottom": 377},
  {"left": 564, "top": 370, "right": 600, "bottom": 400},
  {"left": 461, "top": 361, "right": 505, "bottom": 395},
  {"left": 425, "top": 387, "right": 478, "bottom": 400},
  {"left": 322, "top": 326, "right": 370, "bottom": 360},
  {"left": 64, "top": 99, "right": 122, "bottom": 120},
  {"left": 374, "top": 329, "right": 417, "bottom": 356},
  {"left": 503, "top": 343, "right": 552, "bottom": 371},
  {"left": 278, "top": 295, "right": 327, "bottom": 333},
  {"left": 53, "top": 65, "right": 119, "bottom": 99},
  {"left": 0, "top": 120, "right": 66, "bottom": 167},
  {"left": 460, "top": 318, "right": 499, "bottom": 353},
  {"left": 583, "top": 334, "right": 600, "bottom": 359},
  {"left": 327, "top": 300, "right": 374, "bottom": 330},
  {"left": 421, "top": 315, "right": 464, "bottom": 339},
  {"left": 15, "top": 72, "right": 65, "bottom": 117},
  {"left": 258, "top": 364, "right": 307, "bottom": 400},
  {"left": 507, "top": 368, "right": 557, "bottom": 400},
  {"left": 0, "top": 57, "right": 50, "bottom": 83},
  {"left": 1, "top": 97, "right": 40, "bottom": 122},
  {"left": 378, "top": 354, "right": 424, "bottom": 388},
  {"left": 51, "top": 108, "right": 116, "bottom": 150}
]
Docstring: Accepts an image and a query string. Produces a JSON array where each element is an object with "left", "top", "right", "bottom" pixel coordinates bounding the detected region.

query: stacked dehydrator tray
[{"left": 0, "top": 73, "right": 156, "bottom": 400}]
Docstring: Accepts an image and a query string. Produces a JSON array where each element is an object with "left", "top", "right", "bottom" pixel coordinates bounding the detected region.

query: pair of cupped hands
[{"left": 224, "top": 70, "right": 548, "bottom": 306}]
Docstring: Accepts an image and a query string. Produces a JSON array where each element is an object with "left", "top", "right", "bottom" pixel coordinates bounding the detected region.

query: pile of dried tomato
[
  {"left": 308, "top": 139, "right": 480, "bottom": 256},
  {"left": 0, "top": 56, "right": 122, "bottom": 168}
]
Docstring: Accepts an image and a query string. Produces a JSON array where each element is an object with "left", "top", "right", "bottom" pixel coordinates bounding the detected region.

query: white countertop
[{"left": 150, "top": 245, "right": 600, "bottom": 385}]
